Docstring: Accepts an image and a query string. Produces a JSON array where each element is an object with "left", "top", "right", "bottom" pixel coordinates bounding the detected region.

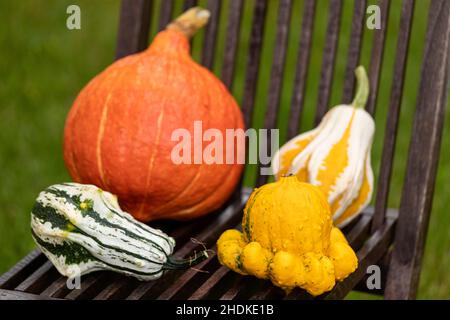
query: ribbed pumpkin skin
[{"left": 64, "top": 30, "right": 245, "bottom": 222}]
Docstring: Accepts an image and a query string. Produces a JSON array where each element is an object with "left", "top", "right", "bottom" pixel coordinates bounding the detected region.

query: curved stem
[
  {"left": 352, "top": 66, "right": 369, "bottom": 109},
  {"left": 163, "top": 250, "right": 210, "bottom": 270},
  {"left": 166, "top": 7, "right": 210, "bottom": 39}
]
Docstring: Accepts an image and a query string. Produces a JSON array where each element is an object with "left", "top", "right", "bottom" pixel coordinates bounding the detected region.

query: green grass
[{"left": 0, "top": 0, "right": 448, "bottom": 299}]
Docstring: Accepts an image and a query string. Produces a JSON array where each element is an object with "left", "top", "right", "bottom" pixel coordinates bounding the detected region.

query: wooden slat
[
  {"left": 94, "top": 277, "right": 139, "bottom": 300},
  {"left": 342, "top": 0, "right": 367, "bottom": 103},
  {"left": 220, "top": 276, "right": 250, "bottom": 300},
  {"left": 385, "top": 0, "right": 450, "bottom": 300},
  {"left": 287, "top": 0, "right": 317, "bottom": 139},
  {"left": 0, "top": 250, "right": 45, "bottom": 290},
  {"left": 240, "top": 0, "right": 268, "bottom": 128},
  {"left": 40, "top": 276, "right": 71, "bottom": 298},
  {"left": 183, "top": 0, "right": 198, "bottom": 11},
  {"left": 158, "top": 0, "right": 174, "bottom": 31},
  {"left": 256, "top": 0, "right": 293, "bottom": 187},
  {"left": 220, "top": 276, "right": 267, "bottom": 300},
  {"left": 157, "top": 252, "right": 219, "bottom": 300},
  {"left": 15, "top": 261, "right": 59, "bottom": 294},
  {"left": 249, "top": 283, "right": 284, "bottom": 300},
  {"left": 345, "top": 215, "right": 372, "bottom": 248},
  {"left": 159, "top": 222, "right": 245, "bottom": 300},
  {"left": 371, "top": 0, "right": 415, "bottom": 232},
  {"left": 188, "top": 266, "right": 230, "bottom": 300},
  {"left": 126, "top": 199, "right": 246, "bottom": 300},
  {"left": 353, "top": 250, "right": 391, "bottom": 295},
  {"left": 101, "top": 202, "right": 244, "bottom": 300},
  {"left": 0, "top": 289, "right": 59, "bottom": 300},
  {"left": 64, "top": 273, "right": 113, "bottom": 300},
  {"left": 201, "top": 0, "right": 222, "bottom": 69},
  {"left": 221, "top": 0, "right": 243, "bottom": 89},
  {"left": 314, "top": 0, "right": 343, "bottom": 124},
  {"left": 116, "top": 0, "right": 152, "bottom": 59},
  {"left": 366, "top": 0, "right": 391, "bottom": 115}
]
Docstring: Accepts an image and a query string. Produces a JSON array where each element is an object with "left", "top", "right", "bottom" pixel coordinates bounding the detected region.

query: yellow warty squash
[
  {"left": 216, "top": 176, "right": 358, "bottom": 296},
  {"left": 272, "top": 66, "right": 375, "bottom": 227}
]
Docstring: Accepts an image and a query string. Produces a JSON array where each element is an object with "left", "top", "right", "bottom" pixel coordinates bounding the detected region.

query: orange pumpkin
[{"left": 63, "top": 8, "right": 245, "bottom": 222}]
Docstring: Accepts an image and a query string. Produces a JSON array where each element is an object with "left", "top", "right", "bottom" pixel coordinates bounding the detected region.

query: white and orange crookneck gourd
[{"left": 272, "top": 66, "right": 375, "bottom": 228}]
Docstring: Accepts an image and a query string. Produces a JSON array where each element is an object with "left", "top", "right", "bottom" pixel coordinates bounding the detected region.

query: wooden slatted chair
[{"left": 0, "top": 0, "right": 449, "bottom": 300}]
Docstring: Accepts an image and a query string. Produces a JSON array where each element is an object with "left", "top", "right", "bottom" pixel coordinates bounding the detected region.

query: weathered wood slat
[
  {"left": 188, "top": 266, "right": 229, "bottom": 300},
  {"left": 64, "top": 273, "right": 113, "bottom": 300},
  {"left": 287, "top": 0, "right": 317, "bottom": 139},
  {"left": 158, "top": 0, "right": 174, "bottom": 31},
  {"left": 116, "top": 0, "right": 152, "bottom": 59},
  {"left": 40, "top": 276, "right": 71, "bottom": 298},
  {"left": 256, "top": 0, "right": 293, "bottom": 187},
  {"left": 157, "top": 252, "right": 219, "bottom": 300},
  {"left": 158, "top": 221, "right": 242, "bottom": 300},
  {"left": 342, "top": 0, "right": 367, "bottom": 103},
  {"left": 371, "top": 0, "right": 415, "bottom": 232},
  {"left": 221, "top": 276, "right": 268, "bottom": 300},
  {"left": 240, "top": 0, "right": 268, "bottom": 128},
  {"left": 201, "top": 0, "right": 222, "bottom": 69},
  {"left": 0, "top": 289, "right": 59, "bottom": 300},
  {"left": 14, "top": 261, "right": 58, "bottom": 294},
  {"left": 385, "top": 0, "right": 450, "bottom": 300},
  {"left": 314, "top": 0, "right": 343, "bottom": 124},
  {"left": 126, "top": 199, "right": 246, "bottom": 300},
  {"left": 0, "top": 250, "right": 45, "bottom": 290},
  {"left": 94, "top": 277, "right": 139, "bottom": 300},
  {"left": 366, "top": 0, "right": 391, "bottom": 115},
  {"left": 221, "top": 0, "right": 243, "bottom": 89},
  {"left": 183, "top": 0, "right": 198, "bottom": 11},
  {"left": 249, "top": 283, "right": 284, "bottom": 300},
  {"left": 353, "top": 250, "right": 391, "bottom": 295}
]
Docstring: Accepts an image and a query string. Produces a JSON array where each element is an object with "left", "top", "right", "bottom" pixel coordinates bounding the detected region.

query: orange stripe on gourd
[
  {"left": 334, "top": 156, "right": 372, "bottom": 226},
  {"left": 315, "top": 111, "right": 355, "bottom": 203},
  {"left": 277, "top": 134, "right": 315, "bottom": 178}
]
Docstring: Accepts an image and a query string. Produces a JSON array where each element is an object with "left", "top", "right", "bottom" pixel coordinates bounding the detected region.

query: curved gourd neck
[
  {"left": 147, "top": 7, "right": 210, "bottom": 56},
  {"left": 166, "top": 7, "right": 210, "bottom": 39},
  {"left": 352, "top": 66, "right": 369, "bottom": 109}
]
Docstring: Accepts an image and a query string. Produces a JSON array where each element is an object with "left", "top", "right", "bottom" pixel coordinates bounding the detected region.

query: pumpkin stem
[
  {"left": 352, "top": 66, "right": 369, "bottom": 109},
  {"left": 163, "top": 250, "right": 210, "bottom": 270},
  {"left": 166, "top": 7, "right": 210, "bottom": 39}
]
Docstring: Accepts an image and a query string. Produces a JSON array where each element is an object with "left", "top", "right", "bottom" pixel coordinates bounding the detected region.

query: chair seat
[{"left": 0, "top": 188, "right": 397, "bottom": 300}]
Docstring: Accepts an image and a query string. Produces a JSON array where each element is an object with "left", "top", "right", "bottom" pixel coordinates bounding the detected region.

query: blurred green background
[{"left": 0, "top": 0, "right": 448, "bottom": 299}]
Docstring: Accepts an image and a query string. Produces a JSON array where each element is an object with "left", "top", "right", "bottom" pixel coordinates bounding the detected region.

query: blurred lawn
[{"left": 0, "top": 0, "right": 448, "bottom": 299}]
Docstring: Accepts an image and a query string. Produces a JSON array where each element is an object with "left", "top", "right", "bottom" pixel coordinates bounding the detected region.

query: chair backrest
[{"left": 115, "top": 0, "right": 450, "bottom": 299}]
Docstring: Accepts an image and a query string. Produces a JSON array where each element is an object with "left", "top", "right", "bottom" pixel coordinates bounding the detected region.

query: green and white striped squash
[{"left": 31, "top": 183, "right": 207, "bottom": 280}]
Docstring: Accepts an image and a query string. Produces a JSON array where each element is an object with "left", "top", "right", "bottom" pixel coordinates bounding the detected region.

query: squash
[
  {"left": 63, "top": 8, "right": 245, "bottom": 222},
  {"left": 271, "top": 66, "right": 374, "bottom": 227},
  {"left": 216, "top": 176, "right": 358, "bottom": 296},
  {"left": 31, "top": 183, "right": 208, "bottom": 280}
]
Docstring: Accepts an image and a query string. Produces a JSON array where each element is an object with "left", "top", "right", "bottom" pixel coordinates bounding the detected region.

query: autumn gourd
[
  {"left": 272, "top": 66, "right": 375, "bottom": 227},
  {"left": 217, "top": 176, "right": 358, "bottom": 296},
  {"left": 63, "top": 8, "right": 245, "bottom": 222},
  {"left": 31, "top": 183, "right": 208, "bottom": 280}
]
